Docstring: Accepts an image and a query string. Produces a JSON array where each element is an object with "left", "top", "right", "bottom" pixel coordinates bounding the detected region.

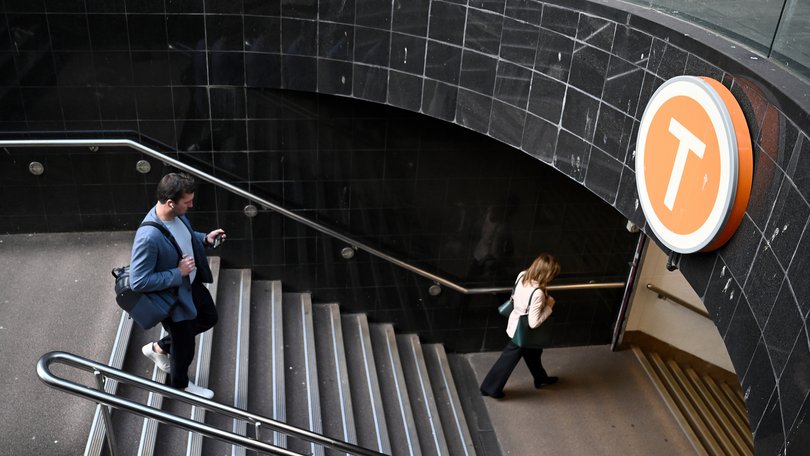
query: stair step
[
  {"left": 369, "top": 323, "right": 422, "bottom": 456},
  {"left": 703, "top": 375, "right": 753, "bottom": 449},
  {"left": 632, "top": 346, "right": 753, "bottom": 456},
  {"left": 201, "top": 269, "right": 251, "bottom": 456},
  {"left": 248, "top": 280, "right": 286, "bottom": 447},
  {"left": 686, "top": 367, "right": 752, "bottom": 454},
  {"left": 665, "top": 358, "right": 734, "bottom": 453},
  {"left": 396, "top": 334, "right": 450, "bottom": 456},
  {"left": 341, "top": 314, "right": 392, "bottom": 454},
  {"left": 282, "top": 292, "right": 324, "bottom": 456},
  {"left": 632, "top": 346, "right": 708, "bottom": 456},
  {"left": 313, "top": 303, "right": 358, "bottom": 456},
  {"left": 422, "top": 344, "right": 477, "bottom": 456}
]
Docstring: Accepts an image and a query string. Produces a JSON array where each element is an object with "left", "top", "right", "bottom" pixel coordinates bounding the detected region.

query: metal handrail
[
  {"left": 0, "top": 138, "right": 624, "bottom": 294},
  {"left": 646, "top": 283, "right": 711, "bottom": 319},
  {"left": 37, "top": 351, "right": 385, "bottom": 456}
]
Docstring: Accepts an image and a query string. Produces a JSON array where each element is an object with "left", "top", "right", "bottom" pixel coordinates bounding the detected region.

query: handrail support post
[{"left": 93, "top": 370, "right": 118, "bottom": 456}]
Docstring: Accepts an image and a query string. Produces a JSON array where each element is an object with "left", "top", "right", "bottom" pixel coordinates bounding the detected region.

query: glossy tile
[
  {"left": 741, "top": 340, "right": 777, "bottom": 435},
  {"left": 465, "top": 8, "right": 502, "bottom": 55},
  {"left": 354, "top": 26, "right": 390, "bottom": 66},
  {"left": 611, "top": 24, "right": 651, "bottom": 64},
  {"left": 647, "top": 38, "right": 687, "bottom": 81},
  {"left": 389, "top": 32, "right": 426, "bottom": 74},
  {"left": 429, "top": 1, "right": 467, "bottom": 46},
  {"left": 593, "top": 102, "right": 634, "bottom": 160},
  {"left": 744, "top": 244, "right": 785, "bottom": 329},
  {"left": 493, "top": 60, "right": 531, "bottom": 108},
  {"left": 489, "top": 99, "right": 524, "bottom": 147},
  {"left": 534, "top": 28, "right": 574, "bottom": 82},
  {"left": 568, "top": 44, "right": 610, "bottom": 98},
  {"left": 584, "top": 146, "right": 622, "bottom": 204},
  {"left": 603, "top": 56, "right": 644, "bottom": 115},
  {"left": 577, "top": 15, "right": 615, "bottom": 53},
  {"left": 456, "top": 87, "right": 492, "bottom": 132},
  {"left": 561, "top": 87, "right": 599, "bottom": 143},
  {"left": 318, "top": 22, "right": 353, "bottom": 61},
  {"left": 500, "top": 18, "right": 539, "bottom": 66},
  {"left": 765, "top": 181, "right": 810, "bottom": 270},
  {"left": 392, "top": 0, "right": 429, "bottom": 35},
  {"left": 425, "top": 41, "right": 462, "bottom": 85},
  {"left": 541, "top": 4, "right": 578, "bottom": 37},
  {"left": 554, "top": 129, "right": 590, "bottom": 182},
  {"left": 521, "top": 113, "right": 557, "bottom": 163},
  {"left": 421, "top": 79, "right": 458, "bottom": 121}
]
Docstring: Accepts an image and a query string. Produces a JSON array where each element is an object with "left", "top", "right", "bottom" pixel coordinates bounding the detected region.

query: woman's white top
[{"left": 506, "top": 271, "right": 553, "bottom": 338}]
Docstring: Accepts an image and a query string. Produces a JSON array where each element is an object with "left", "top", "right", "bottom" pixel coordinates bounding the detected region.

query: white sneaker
[
  {"left": 184, "top": 382, "right": 214, "bottom": 399},
  {"left": 141, "top": 343, "right": 170, "bottom": 373}
]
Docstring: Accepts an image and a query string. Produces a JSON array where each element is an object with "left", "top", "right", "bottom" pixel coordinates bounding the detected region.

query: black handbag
[{"left": 112, "top": 221, "right": 182, "bottom": 329}]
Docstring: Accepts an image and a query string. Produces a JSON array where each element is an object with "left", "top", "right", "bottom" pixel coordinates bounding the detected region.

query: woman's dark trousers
[{"left": 480, "top": 341, "right": 548, "bottom": 396}]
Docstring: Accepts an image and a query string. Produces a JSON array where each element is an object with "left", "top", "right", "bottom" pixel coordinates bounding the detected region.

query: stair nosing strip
[
  {"left": 324, "top": 304, "right": 358, "bottom": 445},
  {"left": 425, "top": 344, "right": 476, "bottom": 456},
  {"left": 355, "top": 315, "right": 391, "bottom": 454},
  {"left": 379, "top": 325, "right": 420, "bottom": 456},
  {"left": 272, "top": 281, "right": 287, "bottom": 448},
  {"left": 299, "top": 294, "right": 324, "bottom": 456},
  {"left": 84, "top": 311, "right": 134, "bottom": 456},
  {"left": 404, "top": 336, "right": 448, "bottom": 455},
  {"left": 187, "top": 257, "right": 220, "bottom": 456},
  {"left": 229, "top": 271, "right": 252, "bottom": 456}
]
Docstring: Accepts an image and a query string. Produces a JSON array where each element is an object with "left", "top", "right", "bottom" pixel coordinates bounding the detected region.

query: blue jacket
[{"left": 129, "top": 207, "right": 213, "bottom": 322}]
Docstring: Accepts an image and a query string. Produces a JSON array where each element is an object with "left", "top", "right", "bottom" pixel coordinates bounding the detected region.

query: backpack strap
[
  {"left": 139, "top": 221, "right": 184, "bottom": 260},
  {"left": 137, "top": 221, "right": 184, "bottom": 304}
]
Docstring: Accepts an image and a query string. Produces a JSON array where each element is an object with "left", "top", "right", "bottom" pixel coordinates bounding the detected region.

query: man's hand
[
  {"left": 179, "top": 254, "right": 196, "bottom": 276},
  {"left": 205, "top": 229, "right": 226, "bottom": 247}
]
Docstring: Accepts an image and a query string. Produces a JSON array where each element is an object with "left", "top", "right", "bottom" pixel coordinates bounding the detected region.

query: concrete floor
[{"left": 464, "top": 346, "right": 695, "bottom": 455}]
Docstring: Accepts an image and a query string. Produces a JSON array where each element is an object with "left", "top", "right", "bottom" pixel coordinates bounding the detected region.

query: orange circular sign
[{"left": 636, "top": 76, "right": 752, "bottom": 253}]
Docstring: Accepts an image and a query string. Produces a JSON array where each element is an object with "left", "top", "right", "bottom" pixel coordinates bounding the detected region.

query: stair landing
[{"left": 463, "top": 346, "right": 696, "bottom": 456}]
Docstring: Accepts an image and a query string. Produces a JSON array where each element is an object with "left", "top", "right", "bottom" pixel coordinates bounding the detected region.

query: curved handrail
[
  {"left": 37, "top": 351, "right": 385, "bottom": 456},
  {"left": 0, "top": 138, "right": 624, "bottom": 294}
]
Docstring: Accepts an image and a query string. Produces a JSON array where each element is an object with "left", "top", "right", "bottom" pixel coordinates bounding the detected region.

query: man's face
[{"left": 169, "top": 192, "right": 194, "bottom": 216}]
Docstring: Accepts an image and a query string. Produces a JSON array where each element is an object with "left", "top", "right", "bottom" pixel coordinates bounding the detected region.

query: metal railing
[
  {"left": 0, "top": 138, "right": 625, "bottom": 294},
  {"left": 37, "top": 351, "right": 386, "bottom": 456},
  {"left": 646, "top": 283, "right": 711, "bottom": 319}
]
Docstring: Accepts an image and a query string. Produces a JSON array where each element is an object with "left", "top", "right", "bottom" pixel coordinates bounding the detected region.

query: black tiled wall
[{"left": 1, "top": 0, "right": 809, "bottom": 452}]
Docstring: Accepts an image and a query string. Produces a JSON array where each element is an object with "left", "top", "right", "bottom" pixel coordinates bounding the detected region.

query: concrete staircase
[
  {"left": 86, "top": 263, "right": 477, "bottom": 456},
  {"left": 632, "top": 346, "right": 753, "bottom": 456}
]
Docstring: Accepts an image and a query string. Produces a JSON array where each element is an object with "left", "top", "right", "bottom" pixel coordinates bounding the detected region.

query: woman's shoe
[
  {"left": 480, "top": 389, "right": 505, "bottom": 399},
  {"left": 534, "top": 376, "right": 559, "bottom": 388}
]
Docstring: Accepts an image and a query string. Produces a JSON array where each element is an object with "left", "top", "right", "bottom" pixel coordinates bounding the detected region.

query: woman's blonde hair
[{"left": 521, "top": 253, "right": 561, "bottom": 290}]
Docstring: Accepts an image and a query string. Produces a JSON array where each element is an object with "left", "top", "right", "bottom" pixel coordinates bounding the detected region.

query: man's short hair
[{"left": 156, "top": 173, "right": 197, "bottom": 203}]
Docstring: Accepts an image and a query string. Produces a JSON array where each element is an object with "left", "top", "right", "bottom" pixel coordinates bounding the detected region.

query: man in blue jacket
[{"left": 130, "top": 173, "right": 225, "bottom": 399}]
